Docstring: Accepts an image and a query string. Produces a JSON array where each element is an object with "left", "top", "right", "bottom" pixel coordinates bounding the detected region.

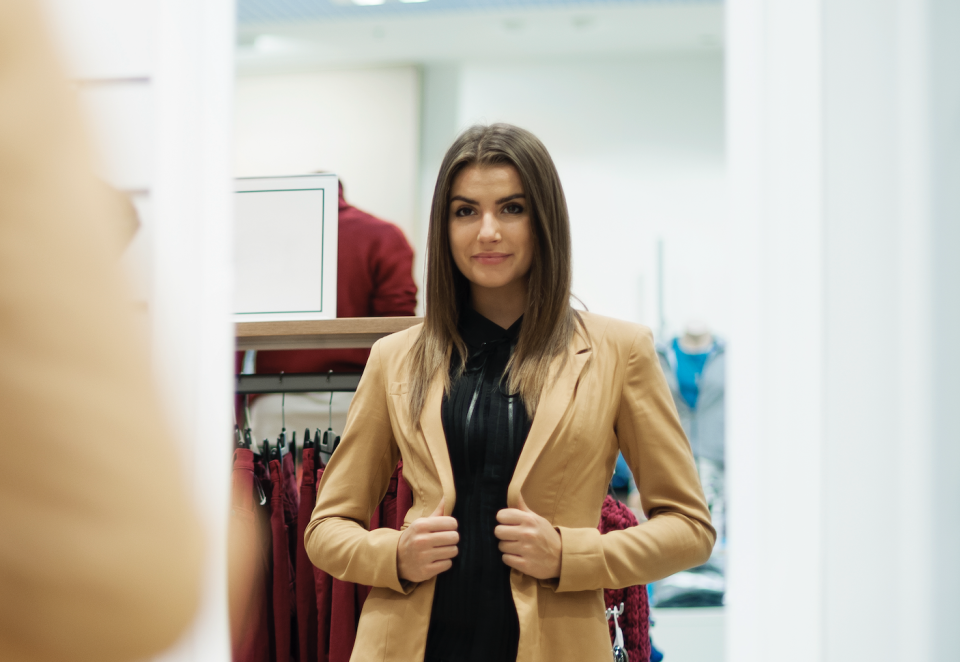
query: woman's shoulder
[
  {"left": 578, "top": 311, "right": 654, "bottom": 353},
  {"left": 368, "top": 321, "right": 423, "bottom": 377}
]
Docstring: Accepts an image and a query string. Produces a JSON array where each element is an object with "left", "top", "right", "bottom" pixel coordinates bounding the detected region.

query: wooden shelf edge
[{"left": 235, "top": 316, "right": 423, "bottom": 350}]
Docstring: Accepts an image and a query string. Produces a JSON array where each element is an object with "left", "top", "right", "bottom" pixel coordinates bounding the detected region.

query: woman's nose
[{"left": 477, "top": 211, "right": 500, "bottom": 242}]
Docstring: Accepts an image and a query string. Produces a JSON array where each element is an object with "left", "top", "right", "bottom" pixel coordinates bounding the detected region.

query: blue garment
[
  {"left": 672, "top": 338, "right": 712, "bottom": 409},
  {"left": 611, "top": 453, "right": 633, "bottom": 490}
]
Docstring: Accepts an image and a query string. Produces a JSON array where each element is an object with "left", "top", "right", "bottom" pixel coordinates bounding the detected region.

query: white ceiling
[
  {"left": 237, "top": 2, "right": 723, "bottom": 74},
  {"left": 239, "top": 0, "right": 719, "bottom": 24}
]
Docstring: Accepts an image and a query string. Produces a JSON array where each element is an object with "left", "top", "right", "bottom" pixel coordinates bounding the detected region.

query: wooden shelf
[{"left": 235, "top": 317, "right": 423, "bottom": 350}]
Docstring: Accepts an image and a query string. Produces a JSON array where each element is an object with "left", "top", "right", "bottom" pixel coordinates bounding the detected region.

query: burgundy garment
[
  {"left": 328, "top": 579, "right": 356, "bottom": 662},
  {"left": 598, "top": 496, "right": 650, "bottom": 662},
  {"left": 296, "top": 448, "right": 318, "bottom": 662},
  {"left": 230, "top": 449, "right": 272, "bottom": 662},
  {"left": 255, "top": 458, "right": 278, "bottom": 661},
  {"left": 314, "top": 465, "right": 333, "bottom": 662},
  {"left": 243, "top": 185, "right": 417, "bottom": 377},
  {"left": 269, "top": 458, "right": 294, "bottom": 662},
  {"left": 395, "top": 462, "right": 413, "bottom": 530},
  {"left": 281, "top": 449, "right": 300, "bottom": 571}
]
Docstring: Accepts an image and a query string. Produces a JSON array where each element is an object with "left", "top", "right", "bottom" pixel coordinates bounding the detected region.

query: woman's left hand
[{"left": 494, "top": 494, "right": 562, "bottom": 580}]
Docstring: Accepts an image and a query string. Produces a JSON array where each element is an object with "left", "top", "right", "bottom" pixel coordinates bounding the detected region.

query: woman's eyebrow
[{"left": 449, "top": 193, "right": 525, "bottom": 205}]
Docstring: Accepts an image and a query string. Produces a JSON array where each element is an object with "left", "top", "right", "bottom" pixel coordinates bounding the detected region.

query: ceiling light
[
  {"left": 399, "top": 0, "right": 430, "bottom": 3},
  {"left": 352, "top": 0, "right": 386, "bottom": 5}
]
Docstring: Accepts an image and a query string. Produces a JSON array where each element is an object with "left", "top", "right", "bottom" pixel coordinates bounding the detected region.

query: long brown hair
[{"left": 407, "top": 123, "right": 584, "bottom": 425}]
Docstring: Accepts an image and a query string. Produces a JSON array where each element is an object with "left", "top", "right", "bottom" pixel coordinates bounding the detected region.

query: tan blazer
[{"left": 306, "top": 312, "right": 714, "bottom": 662}]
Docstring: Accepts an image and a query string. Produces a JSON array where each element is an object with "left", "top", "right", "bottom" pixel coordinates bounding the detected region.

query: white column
[
  {"left": 919, "top": 1, "right": 960, "bottom": 658},
  {"left": 726, "top": 1, "right": 960, "bottom": 660},
  {"left": 150, "top": 0, "right": 235, "bottom": 660},
  {"left": 725, "top": 0, "right": 824, "bottom": 660}
]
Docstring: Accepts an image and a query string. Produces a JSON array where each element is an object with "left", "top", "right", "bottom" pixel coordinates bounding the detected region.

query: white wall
[
  {"left": 422, "top": 54, "right": 726, "bottom": 340},
  {"left": 234, "top": 67, "right": 420, "bottom": 245},
  {"left": 725, "top": 1, "right": 960, "bottom": 661}
]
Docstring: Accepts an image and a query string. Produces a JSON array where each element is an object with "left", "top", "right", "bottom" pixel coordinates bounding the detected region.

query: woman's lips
[{"left": 472, "top": 253, "right": 511, "bottom": 265}]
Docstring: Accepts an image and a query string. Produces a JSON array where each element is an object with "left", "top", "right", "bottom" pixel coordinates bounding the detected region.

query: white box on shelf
[{"left": 234, "top": 174, "right": 339, "bottom": 322}]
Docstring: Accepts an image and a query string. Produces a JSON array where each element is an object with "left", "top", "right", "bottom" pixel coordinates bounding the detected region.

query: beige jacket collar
[{"left": 418, "top": 325, "right": 593, "bottom": 514}]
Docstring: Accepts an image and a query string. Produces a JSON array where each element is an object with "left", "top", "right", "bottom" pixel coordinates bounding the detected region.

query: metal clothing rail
[{"left": 234, "top": 372, "right": 362, "bottom": 395}]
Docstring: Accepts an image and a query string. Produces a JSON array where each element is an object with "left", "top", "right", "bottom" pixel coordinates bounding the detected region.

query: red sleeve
[{"left": 370, "top": 224, "right": 417, "bottom": 317}]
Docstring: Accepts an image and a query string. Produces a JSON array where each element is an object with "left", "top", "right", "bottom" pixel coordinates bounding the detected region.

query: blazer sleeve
[
  {"left": 555, "top": 327, "right": 716, "bottom": 592},
  {"left": 304, "top": 340, "right": 408, "bottom": 593}
]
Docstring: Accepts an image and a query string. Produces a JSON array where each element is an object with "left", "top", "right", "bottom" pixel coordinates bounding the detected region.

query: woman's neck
[{"left": 470, "top": 280, "right": 527, "bottom": 330}]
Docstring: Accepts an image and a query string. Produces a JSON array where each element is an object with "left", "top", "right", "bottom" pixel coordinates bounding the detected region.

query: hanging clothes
[
  {"left": 230, "top": 448, "right": 273, "bottom": 662},
  {"left": 255, "top": 456, "right": 278, "bottom": 661},
  {"left": 269, "top": 454, "right": 296, "bottom": 662},
  {"left": 296, "top": 446, "right": 318, "bottom": 662},
  {"left": 229, "top": 430, "right": 414, "bottom": 662},
  {"left": 314, "top": 463, "right": 333, "bottom": 662},
  {"left": 328, "top": 579, "right": 356, "bottom": 662},
  {"left": 281, "top": 444, "right": 300, "bottom": 572},
  {"left": 599, "top": 495, "right": 650, "bottom": 662}
]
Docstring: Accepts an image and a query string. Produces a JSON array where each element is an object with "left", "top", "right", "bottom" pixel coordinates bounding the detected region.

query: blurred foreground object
[{"left": 0, "top": 2, "right": 204, "bottom": 662}]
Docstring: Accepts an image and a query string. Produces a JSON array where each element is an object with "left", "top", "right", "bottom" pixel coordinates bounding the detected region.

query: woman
[{"left": 305, "top": 124, "right": 714, "bottom": 662}]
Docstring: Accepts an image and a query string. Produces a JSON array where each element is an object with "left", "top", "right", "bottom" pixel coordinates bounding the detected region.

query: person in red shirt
[{"left": 254, "top": 181, "right": 418, "bottom": 375}]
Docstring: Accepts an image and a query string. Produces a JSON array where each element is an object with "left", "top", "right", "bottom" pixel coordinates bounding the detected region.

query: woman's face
[{"left": 447, "top": 163, "right": 534, "bottom": 298}]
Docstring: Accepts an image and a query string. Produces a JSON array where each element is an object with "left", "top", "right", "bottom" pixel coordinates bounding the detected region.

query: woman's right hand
[{"left": 397, "top": 498, "right": 459, "bottom": 583}]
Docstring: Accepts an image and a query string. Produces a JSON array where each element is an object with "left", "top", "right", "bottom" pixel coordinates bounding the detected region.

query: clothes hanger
[
  {"left": 289, "top": 429, "right": 297, "bottom": 471},
  {"left": 318, "top": 391, "right": 338, "bottom": 454},
  {"left": 605, "top": 602, "right": 628, "bottom": 662},
  {"left": 260, "top": 440, "right": 271, "bottom": 469},
  {"left": 278, "top": 382, "right": 288, "bottom": 456}
]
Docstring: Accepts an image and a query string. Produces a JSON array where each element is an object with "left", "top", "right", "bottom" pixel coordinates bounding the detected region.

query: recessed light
[{"left": 352, "top": 0, "right": 386, "bottom": 6}]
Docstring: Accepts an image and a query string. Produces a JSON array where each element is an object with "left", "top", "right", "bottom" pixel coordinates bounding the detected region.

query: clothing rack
[{"left": 234, "top": 316, "right": 422, "bottom": 393}]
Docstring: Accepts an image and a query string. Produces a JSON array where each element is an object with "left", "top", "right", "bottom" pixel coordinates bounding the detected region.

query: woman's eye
[
  {"left": 453, "top": 207, "right": 475, "bottom": 217},
  {"left": 504, "top": 203, "right": 524, "bottom": 214}
]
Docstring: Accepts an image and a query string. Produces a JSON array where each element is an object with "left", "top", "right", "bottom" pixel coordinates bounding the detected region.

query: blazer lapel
[
  {"left": 419, "top": 373, "right": 456, "bottom": 514},
  {"left": 508, "top": 331, "right": 592, "bottom": 506}
]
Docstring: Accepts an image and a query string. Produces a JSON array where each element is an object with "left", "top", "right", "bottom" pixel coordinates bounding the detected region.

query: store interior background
[
  {"left": 235, "top": 1, "right": 727, "bottom": 337},
  {"left": 235, "top": 2, "right": 727, "bottom": 656},
  {"left": 41, "top": 0, "right": 958, "bottom": 661}
]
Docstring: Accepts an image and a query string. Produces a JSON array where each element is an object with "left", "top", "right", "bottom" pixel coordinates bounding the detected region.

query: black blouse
[{"left": 424, "top": 308, "right": 531, "bottom": 662}]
